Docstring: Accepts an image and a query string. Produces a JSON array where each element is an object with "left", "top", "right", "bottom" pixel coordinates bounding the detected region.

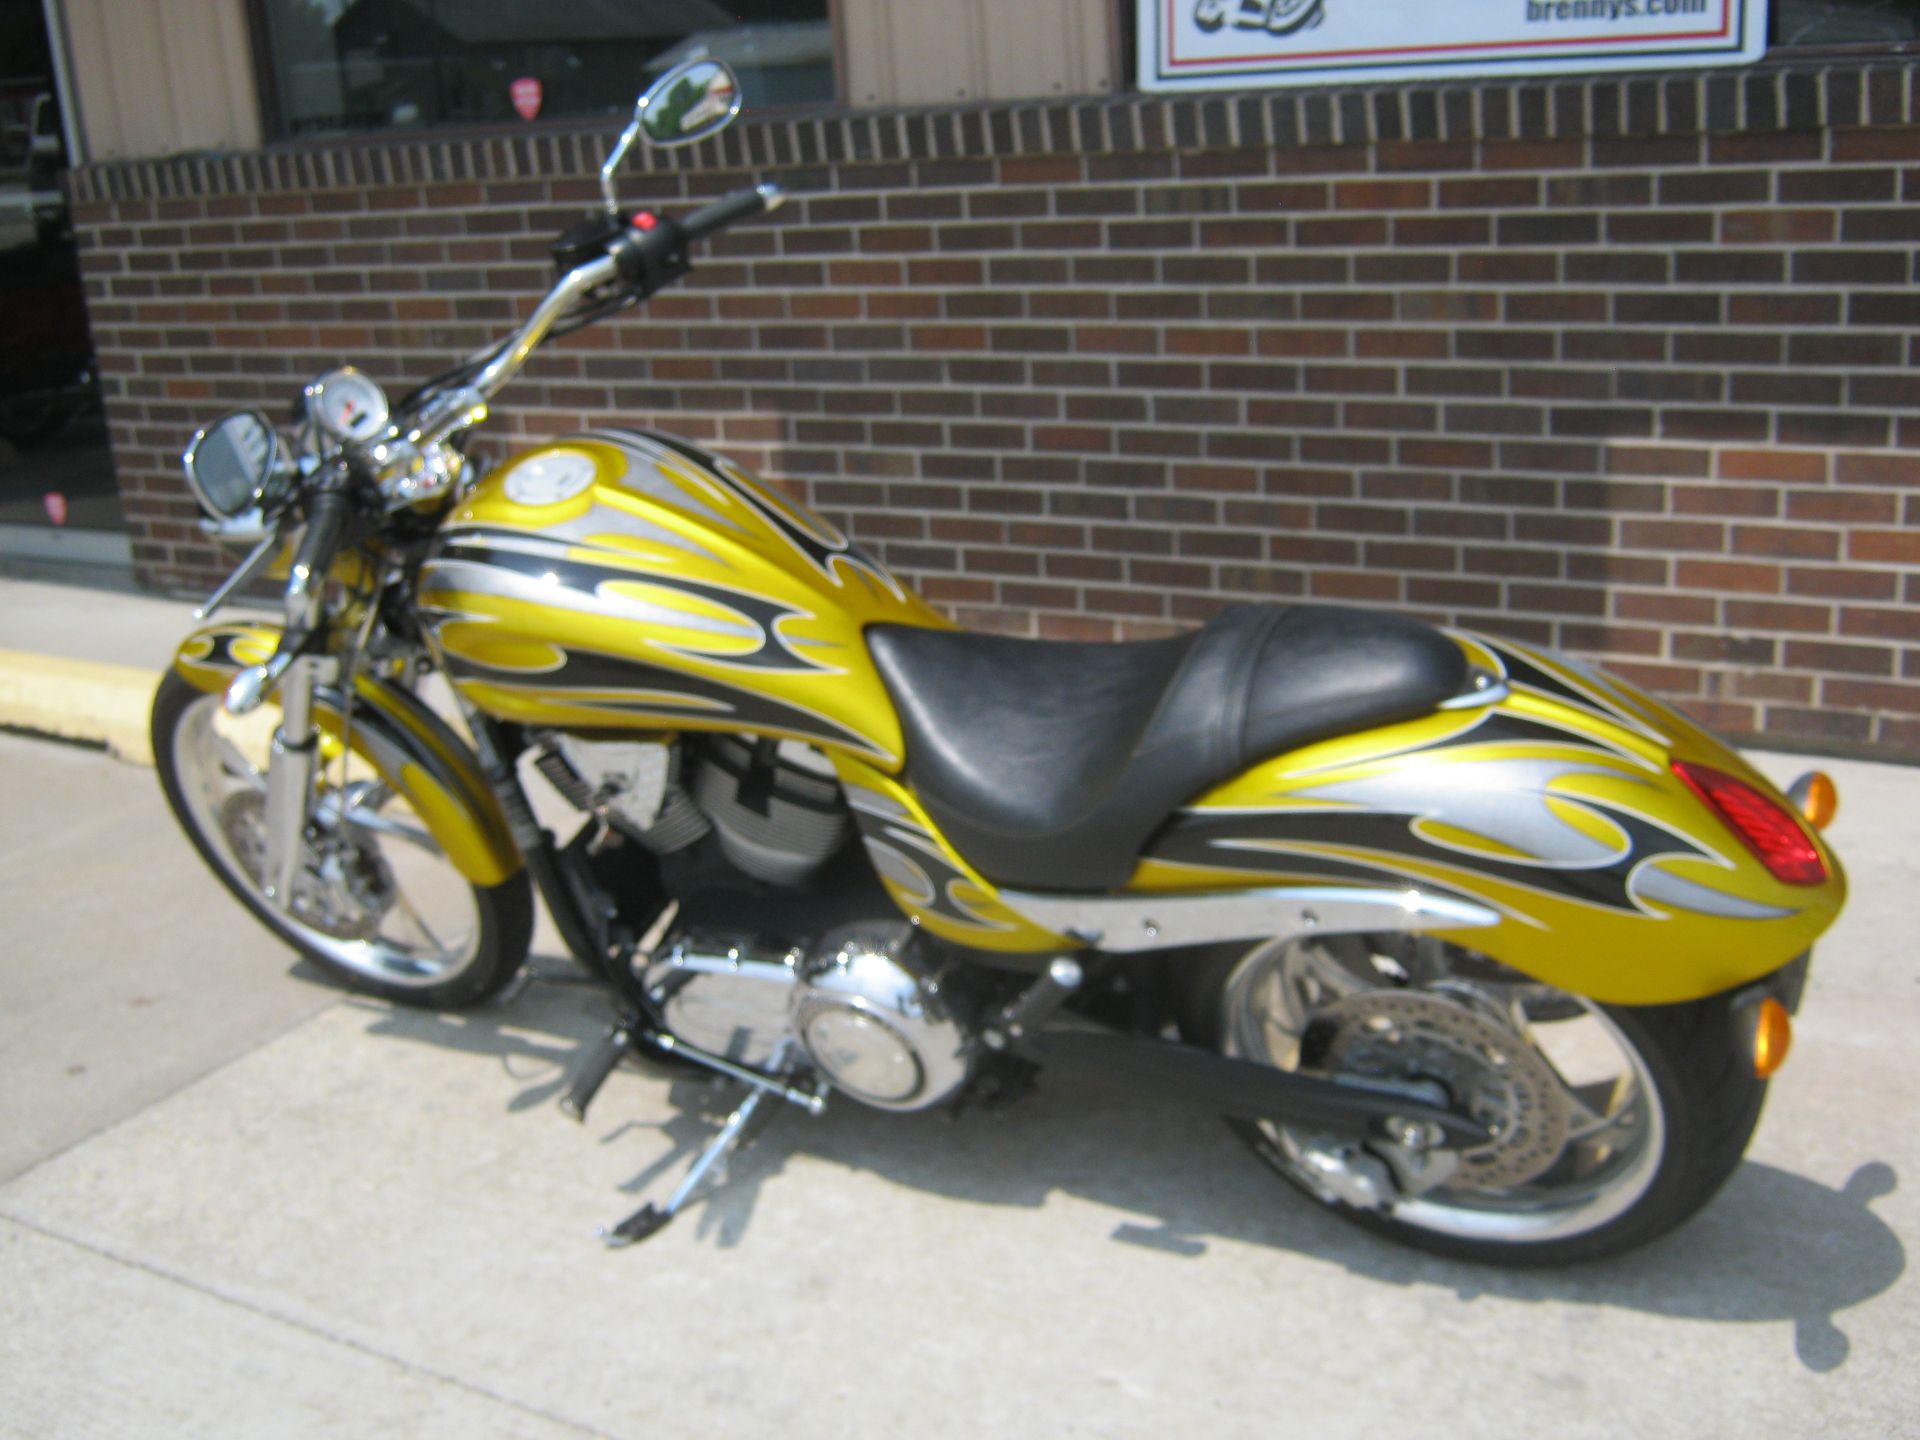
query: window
[
  {"left": 1773, "top": 0, "right": 1920, "bottom": 48},
  {"left": 254, "top": 0, "right": 834, "bottom": 139}
]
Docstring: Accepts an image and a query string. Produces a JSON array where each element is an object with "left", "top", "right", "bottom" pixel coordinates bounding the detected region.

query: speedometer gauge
[{"left": 305, "top": 367, "right": 392, "bottom": 446}]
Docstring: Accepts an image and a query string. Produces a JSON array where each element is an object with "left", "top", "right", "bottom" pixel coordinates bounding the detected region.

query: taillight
[{"left": 1671, "top": 761, "right": 1827, "bottom": 887}]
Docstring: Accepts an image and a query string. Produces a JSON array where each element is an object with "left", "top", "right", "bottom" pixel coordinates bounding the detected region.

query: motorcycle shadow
[{"left": 348, "top": 965, "right": 1903, "bottom": 1374}]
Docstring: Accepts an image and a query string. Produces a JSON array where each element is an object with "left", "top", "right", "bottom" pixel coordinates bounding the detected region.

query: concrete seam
[
  {"left": 0, "top": 995, "right": 345, "bottom": 1189},
  {"left": 0, "top": 1212, "right": 621, "bottom": 1440}
]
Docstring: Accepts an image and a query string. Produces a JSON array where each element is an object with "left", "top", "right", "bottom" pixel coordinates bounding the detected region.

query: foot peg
[
  {"left": 597, "top": 1079, "right": 782, "bottom": 1248},
  {"left": 559, "top": 1022, "right": 632, "bottom": 1122},
  {"left": 599, "top": 1203, "right": 673, "bottom": 1247}
]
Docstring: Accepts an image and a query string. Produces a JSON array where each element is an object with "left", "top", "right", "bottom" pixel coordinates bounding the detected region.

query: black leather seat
[{"left": 867, "top": 604, "right": 1468, "bottom": 892}]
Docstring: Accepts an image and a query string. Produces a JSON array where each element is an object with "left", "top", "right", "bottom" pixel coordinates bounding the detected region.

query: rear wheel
[
  {"left": 152, "top": 670, "right": 532, "bottom": 1009},
  {"left": 1179, "top": 934, "right": 1769, "bottom": 1264}
]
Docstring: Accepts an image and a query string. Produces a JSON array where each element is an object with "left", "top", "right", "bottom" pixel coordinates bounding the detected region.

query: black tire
[
  {"left": 1179, "top": 941, "right": 1769, "bottom": 1265},
  {"left": 152, "top": 669, "right": 534, "bottom": 1009}
]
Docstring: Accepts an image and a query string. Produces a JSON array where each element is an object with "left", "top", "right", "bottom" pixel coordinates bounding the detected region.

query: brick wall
[{"left": 71, "top": 59, "right": 1920, "bottom": 758}]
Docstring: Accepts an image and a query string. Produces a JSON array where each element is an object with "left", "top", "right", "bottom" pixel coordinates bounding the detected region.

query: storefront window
[
  {"left": 255, "top": 0, "right": 834, "bottom": 139},
  {"left": 1774, "top": 0, "right": 1920, "bottom": 47}
]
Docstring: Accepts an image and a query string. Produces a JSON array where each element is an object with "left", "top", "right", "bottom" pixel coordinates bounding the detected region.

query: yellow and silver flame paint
[
  {"left": 172, "top": 623, "right": 520, "bottom": 886},
  {"left": 415, "top": 430, "right": 948, "bottom": 766},
  {"left": 833, "top": 756, "right": 1072, "bottom": 954},
  {"left": 1128, "top": 633, "right": 1845, "bottom": 1005}
]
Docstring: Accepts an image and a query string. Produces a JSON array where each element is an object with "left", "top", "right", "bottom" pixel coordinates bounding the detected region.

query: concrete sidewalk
[{"left": 1, "top": 570, "right": 1917, "bottom": 1436}]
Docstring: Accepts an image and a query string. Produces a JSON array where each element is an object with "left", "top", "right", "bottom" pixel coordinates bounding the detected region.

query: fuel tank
[{"left": 416, "top": 429, "right": 948, "bottom": 768}]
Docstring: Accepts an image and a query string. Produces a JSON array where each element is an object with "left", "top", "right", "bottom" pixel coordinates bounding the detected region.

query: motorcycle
[{"left": 153, "top": 58, "right": 1846, "bottom": 1264}]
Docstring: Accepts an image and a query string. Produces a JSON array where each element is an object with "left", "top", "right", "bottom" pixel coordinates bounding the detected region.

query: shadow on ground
[{"left": 347, "top": 962, "right": 1904, "bottom": 1375}]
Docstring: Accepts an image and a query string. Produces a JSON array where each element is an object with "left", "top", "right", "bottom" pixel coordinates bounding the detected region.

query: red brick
[
  {"left": 1823, "top": 679, "right": 1920, "bottom": 713},
  {"left": 1717, "top": 449, "right": 1829, "bottom": 484},
  {"left": 1840, "top": 607, "right": 1920, "bottom": 642},
  {"left": 1832, "top": 128, "right": 1920, "bottom": 162},
  {"left": 1849, "top": 530, "right": 1920, "bottom": 564},
  {"left": 1674, "top": 558, "right": 1786, "bottom": 594}
]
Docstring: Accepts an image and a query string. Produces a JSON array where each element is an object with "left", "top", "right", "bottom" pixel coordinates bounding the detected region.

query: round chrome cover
[
  {"left": 801, "top": 1008, "right": 921, "bottom": 1104},
  {"left": 791, "top": 925, "right": 972, "bottom": 1111}
]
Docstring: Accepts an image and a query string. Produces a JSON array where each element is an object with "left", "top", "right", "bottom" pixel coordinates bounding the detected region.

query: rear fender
[
  {"left": 1130, "top": 632, "right": 1846, "bottom": 1006},
  {"left": 173, "top": 623, "right": 522, "bottom": 887}
]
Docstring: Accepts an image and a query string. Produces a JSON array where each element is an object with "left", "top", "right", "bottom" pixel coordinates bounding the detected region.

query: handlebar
[
  {"left": 214, "top": 181, "right": 787, "bottom": 718},
  {"left": 470, "top": 182, "right": 785, "bottom": 413},
  {"left": 679, "top": 182, "right": 786, "bottom": 243}
]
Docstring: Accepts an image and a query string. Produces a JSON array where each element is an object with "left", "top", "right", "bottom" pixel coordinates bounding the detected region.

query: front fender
[{"left": 173, "top": 624, "right": 522, "bottom": 887}]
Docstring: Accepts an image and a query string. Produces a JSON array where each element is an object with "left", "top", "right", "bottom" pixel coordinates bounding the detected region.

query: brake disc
[
  {"left": 1315, "top": 989, "right": 1571, "bottom": 1189},
  {"left": 218, "top": 788, "right": 393, "bottom": 940}
]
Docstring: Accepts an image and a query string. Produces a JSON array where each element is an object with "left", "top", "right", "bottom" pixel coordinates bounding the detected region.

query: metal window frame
[{"left": 238, "top": 0, "right": 843, "bottom": 145}]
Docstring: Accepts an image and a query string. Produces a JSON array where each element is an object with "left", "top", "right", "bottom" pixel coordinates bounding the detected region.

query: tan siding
[
  {"left": 981, "top": 0, "right": 1113, "bottom": 102},
  {"left": 841, "top": 0, "right": 1116, "bottom": 106},
  {"left": 58, "top": 0, "right": 260, "bottom": 161}
]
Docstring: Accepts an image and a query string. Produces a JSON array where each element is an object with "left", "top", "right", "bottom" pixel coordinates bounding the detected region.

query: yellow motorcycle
[{"left": 153, "top": 59, "right": 1844, "bottom": 1264}]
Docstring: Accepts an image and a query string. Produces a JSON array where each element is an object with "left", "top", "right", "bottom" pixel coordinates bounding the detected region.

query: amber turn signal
[
  {"left": 1787, "top": 771, "right": 1839, "bottom": 831},
  {"left": 1749, "top": 996, "right": 1793, "bottom": 1079}
]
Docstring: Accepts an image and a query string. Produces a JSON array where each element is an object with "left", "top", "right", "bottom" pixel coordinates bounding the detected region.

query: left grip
[{"left": 677, "top": 183, "right": 781, "bottom": 243}]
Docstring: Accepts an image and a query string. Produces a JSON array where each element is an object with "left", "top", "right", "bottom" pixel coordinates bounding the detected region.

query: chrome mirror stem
[
  {"left": 600, "top": 98, "right": 647, "bottom": 218},
  {"left": 193, "top": 528, "right": 281, "bottom": 622}
]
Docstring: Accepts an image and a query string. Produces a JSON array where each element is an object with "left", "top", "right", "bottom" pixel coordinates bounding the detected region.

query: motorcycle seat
[{"left": 866, "top": 604, "right": 1468, "bottom": 892}]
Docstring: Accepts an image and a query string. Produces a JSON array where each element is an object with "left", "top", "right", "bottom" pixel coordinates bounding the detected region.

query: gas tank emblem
[{"left": 504, "top": 448, "right": 600, "bottom": 507}]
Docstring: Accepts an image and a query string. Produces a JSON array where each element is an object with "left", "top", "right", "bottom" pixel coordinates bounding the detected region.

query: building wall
[
  {"left": 57, "top": 0, "right": 260, "bottom": 161},
  {"left": 68, "top": 60, "right": 1920, "bottom": 759},
  {"left": 838, "top": 0, "right": 1115, "bottom": 107}
]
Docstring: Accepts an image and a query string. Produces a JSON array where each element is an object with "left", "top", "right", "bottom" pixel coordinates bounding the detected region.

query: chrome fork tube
[{"left": 261, "top": 655, "right": 330, "bottom": 908}]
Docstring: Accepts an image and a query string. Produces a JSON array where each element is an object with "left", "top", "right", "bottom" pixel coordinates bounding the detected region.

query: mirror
[
  {"left": 601, "top": 59, "right": 742, "bottom": 215},
  {"left": 182, "top": 410, "right": 284, "bottom": 520},
  {"left": 640, "top": 59, "right": 741, "bottom": 146}
]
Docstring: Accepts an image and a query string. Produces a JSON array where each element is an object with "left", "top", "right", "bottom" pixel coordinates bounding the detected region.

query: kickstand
[{"left": 597, "top": 1075, "right": 783, "bottom": 1248}]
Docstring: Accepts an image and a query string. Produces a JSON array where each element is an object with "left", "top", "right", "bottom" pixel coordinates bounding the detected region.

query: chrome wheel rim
[
  {"left": 170, "top": 689, "right": 483, "bottom": 989},
  {"left": 1222, "top": 935, "right": 1666, "bottom": 1245}
]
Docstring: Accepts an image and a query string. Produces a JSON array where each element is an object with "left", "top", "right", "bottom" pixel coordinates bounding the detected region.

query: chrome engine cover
[
  {"left": 642, "top": 934, "right": 802, "bottom": 1070},
  {"left": 790, "top": 924, "right": 972, "bottom": 1112},
  {"left": 641, "top": 924, "right": 973, "bottom": 1111}
]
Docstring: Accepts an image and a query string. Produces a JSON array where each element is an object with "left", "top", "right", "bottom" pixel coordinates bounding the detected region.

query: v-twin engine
[{"left": 642, "top": 924, "right": 974, "bottom": 1111}]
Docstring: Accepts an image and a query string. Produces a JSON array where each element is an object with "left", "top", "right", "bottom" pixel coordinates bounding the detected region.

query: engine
[
  {"left": 641, "top": 923, "right": 975, "bottom": 1111},
  {"left": 537, "top": 734, "right": 971, "bottom": 1108},
  {"left": 537, "top": 733, "right": 850, "bottom": 886}
]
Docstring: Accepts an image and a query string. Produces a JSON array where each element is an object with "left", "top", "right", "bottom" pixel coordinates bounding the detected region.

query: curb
[{"left": 0, "top": 648, "right": 159, "bottom": 766}]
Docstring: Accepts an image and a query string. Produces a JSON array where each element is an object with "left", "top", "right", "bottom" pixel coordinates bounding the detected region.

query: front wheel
[
  {"left": 152, "top": 670, "right": 533, "bottom": 1009},
  {"left": 1180, "top": 935, "right": 1770, "bottom": 1264}
]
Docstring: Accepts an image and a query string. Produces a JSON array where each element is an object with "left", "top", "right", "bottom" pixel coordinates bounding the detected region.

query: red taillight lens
[{"left": 1671, "top": 761, "right": 1827, "bottom": 887}]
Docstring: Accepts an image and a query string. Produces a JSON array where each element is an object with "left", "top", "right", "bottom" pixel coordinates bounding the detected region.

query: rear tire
[
  {"left": 152, "top": 669, "right": 533, "bottom": 1010},
  {"left": 1179, "top": 937, "right": 1768, "bottom": 1265}
]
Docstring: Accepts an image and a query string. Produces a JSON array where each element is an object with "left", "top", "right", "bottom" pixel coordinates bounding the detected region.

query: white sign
[{"left": 1139, "top": 0, "right": 1770, "bottom": 92}]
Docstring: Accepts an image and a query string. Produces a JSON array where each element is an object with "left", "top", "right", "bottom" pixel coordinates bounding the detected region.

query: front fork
[{"left": 256, "top": 653, "right": 337, "bottom": 910}]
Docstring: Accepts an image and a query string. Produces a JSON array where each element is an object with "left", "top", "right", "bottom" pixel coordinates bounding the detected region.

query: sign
[
  {"left": 1139, "top": 0, "right": 1770, "bottom": 92},
  {"left": 510, "top": 76, "right": 543, "bottom": 121}
]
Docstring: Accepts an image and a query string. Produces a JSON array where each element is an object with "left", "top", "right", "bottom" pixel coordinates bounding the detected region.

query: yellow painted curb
[{"left": 0, "top": 648, "right": 160, "bottom": 766}]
